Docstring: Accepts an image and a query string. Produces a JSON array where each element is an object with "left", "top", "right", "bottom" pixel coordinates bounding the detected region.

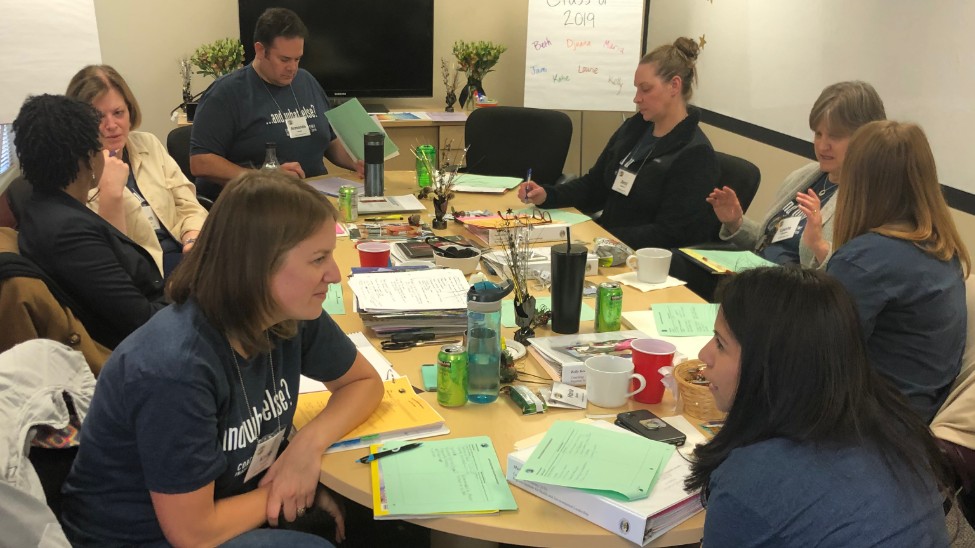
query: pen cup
[{"left": 550, "top": 243, "right": 588, "bottom": 334}]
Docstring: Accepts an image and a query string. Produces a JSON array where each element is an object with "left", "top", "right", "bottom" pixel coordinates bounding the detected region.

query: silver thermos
[{"left": 364, "top": 132, "right": 385, "bottom": 197}]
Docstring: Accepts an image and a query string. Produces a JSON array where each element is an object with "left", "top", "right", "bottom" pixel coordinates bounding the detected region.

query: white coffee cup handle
[
  {"left": 625, "top": 373, "right": 647, "bottom": 398},
  {"left": 626, "top": 254, "right": 639, "bottom": 270}
]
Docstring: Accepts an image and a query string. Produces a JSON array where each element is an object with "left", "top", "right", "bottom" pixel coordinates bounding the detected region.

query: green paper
[
  {"left": 651, "top": 303, "right": 719, "bottom": 337},
  {"left": 453, "top": 173, "right": 522, "bottom": 189},
  {"left": 501, "top": 296, "right": 594, "bottom": 328},
  {"left": 323, "top": 98, "right": 399, "bottom": 161},
  {"left": 379, "top": 437, "right": 518, "bottom": 514},
  {"left": 322, "top": 283, "right": 345, "bottom": 315},
  {"left": 515, "top": 421, "right": 674, "bottom": 501},
  {"left": 691, "top": 249, "right": 775, "bottom": 273},
  {"left": 512, "top": 207, "right": 591, "bottom": 226}
]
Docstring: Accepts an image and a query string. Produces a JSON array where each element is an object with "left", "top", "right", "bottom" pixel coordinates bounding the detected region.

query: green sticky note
[
  {"left": 453, "top": 174, "right": 522, "bottom": 189},
  {"left": 379, "top": 437, "right": 518, "bottom": 514},
  {"left": 322, "top": 283, "right": 345, "bottom": 315},
  {"left": 511, "top": 207, "right": 591, "bottom": 226},
  {"left": 515, "top": 421, "right": 674, "bottom": 501},
  {"left": 501, "top": 296, "right": 594, "bottom": 328},
  {"left": 651, "top": 303, "right": 719, "bottom": 336},
  {"left": 692, "top": 249, "right": 775, "bottom": 273},
  {"left": 420, "top": 364, "right": 437, "bottom": 391}
]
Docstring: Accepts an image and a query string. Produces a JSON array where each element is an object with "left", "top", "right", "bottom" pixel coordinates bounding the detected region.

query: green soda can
[
  {"left": 338, "top": 184, "right": 358, "bottom": 222},
  {"left": 415, "top": 144, "right": 436, "bottom": 188},
  {"left": 594, "top": 282, "right": 623, "bottom": 332},
  {"left": 437, "top": 344, "right": 468, "bottom": 407}
]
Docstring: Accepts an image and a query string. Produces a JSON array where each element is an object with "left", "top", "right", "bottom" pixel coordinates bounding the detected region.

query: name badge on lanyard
[
  {"left": 286, "top": 117, "right": 311, "bottom": 139},
  {"left": 771, "top": 216, "right": 801, "bottom": 243},
  {"left": 244, "top": 427, "right": 285, "bottom": 482},
  {"left": 140, "top": 202, "right": 162, "bottom": 231},
  {"left": 612, "top": 168, "right": 637, "bottom": 196}
]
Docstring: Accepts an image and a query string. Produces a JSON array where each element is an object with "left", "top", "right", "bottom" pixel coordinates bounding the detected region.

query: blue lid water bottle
[{"left": 465, "top": 281, "right": 512, "bottom": 404}]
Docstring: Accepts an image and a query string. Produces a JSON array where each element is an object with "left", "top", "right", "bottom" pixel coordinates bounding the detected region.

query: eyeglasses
[{"left": 497, "top": 208, "right": 553, "bottom": 226}]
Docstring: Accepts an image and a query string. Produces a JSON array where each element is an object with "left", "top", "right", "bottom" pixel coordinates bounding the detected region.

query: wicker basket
[{"left": 675, "top": 359, "right": 726, "bottom": 422}]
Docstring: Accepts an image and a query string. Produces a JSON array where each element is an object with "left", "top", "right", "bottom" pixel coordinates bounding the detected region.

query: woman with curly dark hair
[
  {"left": 687, "top": 267, "right": 949, "bottom": 546},
  {"left": 13, "top": 94, "right": 166, "bottom": 348}
]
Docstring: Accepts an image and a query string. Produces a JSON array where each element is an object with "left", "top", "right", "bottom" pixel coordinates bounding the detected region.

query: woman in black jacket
[
  {"left": 13, "top": 94, "right": 166, "bottom": 348},
  {"left": 519, "top": 37, "right": 719, "bottom": 249}
]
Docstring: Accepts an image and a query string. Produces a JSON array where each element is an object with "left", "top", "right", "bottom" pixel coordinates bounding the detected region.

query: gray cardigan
[{"left": 719, "top": 162, "right": 835, "bottom": 268}]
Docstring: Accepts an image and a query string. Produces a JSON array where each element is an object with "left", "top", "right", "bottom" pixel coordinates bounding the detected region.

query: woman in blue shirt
[
  {"left": 689, "top": 267, "right": 949, "bottom": 546},
  {"left": 827, "top": 121, "right": 969, "bottom": 422}
]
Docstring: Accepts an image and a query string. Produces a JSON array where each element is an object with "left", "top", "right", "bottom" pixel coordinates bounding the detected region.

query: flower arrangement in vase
[
  {"left": 412, "top": 141, "right": 468, "bottom": 229},
  {"left": 190, "top": 38, "right": 245, "bottom": 80},
  {"left": 452, "top": 40, "right": 507, "bottom": 109}
]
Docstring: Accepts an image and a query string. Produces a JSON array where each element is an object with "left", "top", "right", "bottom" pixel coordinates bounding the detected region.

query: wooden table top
[{"left": 317, "top": 171, "right": 706, "bottom": 547}]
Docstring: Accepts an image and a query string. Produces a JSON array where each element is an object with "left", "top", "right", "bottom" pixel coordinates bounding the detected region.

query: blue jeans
[{"left": 219, "top": 529, "right": 334, "bottom": 548}]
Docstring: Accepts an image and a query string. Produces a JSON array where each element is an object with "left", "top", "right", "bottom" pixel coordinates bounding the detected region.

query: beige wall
[{"left": 94, "top": 0, "right": 975, "bottom": 255}]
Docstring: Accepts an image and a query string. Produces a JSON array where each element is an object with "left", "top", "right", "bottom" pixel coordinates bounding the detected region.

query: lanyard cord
[
  {"left": 261, "top": 80, "right": 303, "bottom": 117},
  {"left": 228, "top": 332, "right": 282, "bottom": 436}
]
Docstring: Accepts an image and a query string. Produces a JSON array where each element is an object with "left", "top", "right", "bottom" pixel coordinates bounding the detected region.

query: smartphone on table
[{"left": 615, "top": 409, "right": 687, "bottom": 447}]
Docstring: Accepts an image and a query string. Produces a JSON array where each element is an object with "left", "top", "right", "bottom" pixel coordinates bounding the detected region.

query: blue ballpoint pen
[
  {"left": 356, "top": 442, "right": 423, "bottom": 463},
  {"left": 522, "top": 168, "right": 533, "bottom": 203}
]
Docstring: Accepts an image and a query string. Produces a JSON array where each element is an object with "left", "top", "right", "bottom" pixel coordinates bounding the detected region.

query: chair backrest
[
  {"left": 464, "top": 106, "right": 572, "bottom": 187},
  {"left": 166, "top": 125, "right": 193, "bottom": 181},
  {"left": 715, "top": 151, "right": 761, "bottom": 215}
]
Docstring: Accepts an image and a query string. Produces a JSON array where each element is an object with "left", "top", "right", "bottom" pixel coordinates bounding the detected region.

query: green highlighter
[{"left": 420, "top": 364, "right": 437, "bottom": 391}]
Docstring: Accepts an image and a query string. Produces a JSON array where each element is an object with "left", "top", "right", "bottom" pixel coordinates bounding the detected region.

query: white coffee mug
[
  {"left": 625, "top": 248, "right": 673, "bottom": 283},
  {"left": 585, "top": 355, "right": 647, "bottom": 408}
]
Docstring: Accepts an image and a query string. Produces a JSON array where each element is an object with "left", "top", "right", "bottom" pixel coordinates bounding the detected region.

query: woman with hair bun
[{"left": 519, "top": 37, "right": 720, "bottom": 249}]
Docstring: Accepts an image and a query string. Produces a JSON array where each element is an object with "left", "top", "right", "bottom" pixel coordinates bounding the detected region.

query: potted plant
[
  {"left": 179, "top": 38, "right": 245, "bottom": 121},
  {"left": 452, "top": 40, "right": 506, "bottom": 109}
]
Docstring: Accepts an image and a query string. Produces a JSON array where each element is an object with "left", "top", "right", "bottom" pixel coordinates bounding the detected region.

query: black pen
[{"left": 356, "top": 442, "right": 423, "bottom": 463}]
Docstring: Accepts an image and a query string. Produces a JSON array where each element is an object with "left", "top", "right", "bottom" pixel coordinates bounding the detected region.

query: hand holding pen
[{"left": 518, "top": 169, "right": 547, "bottom": 206}]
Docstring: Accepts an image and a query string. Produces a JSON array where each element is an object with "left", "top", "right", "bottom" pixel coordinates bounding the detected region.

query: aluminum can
[
  {"left": 437, "top": 344, "right": 468, "bottom": 407},
  {"left": 594, "top": 282, "right": 623, "bottom": 332},
  {"left": 415, "top": 144, "right": 436, "bottom": 188},
  {"left": 338, "top": 185, "right": 358, "bottom": 222}
]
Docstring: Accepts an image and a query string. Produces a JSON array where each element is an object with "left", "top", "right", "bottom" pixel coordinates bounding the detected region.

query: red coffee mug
[{"left": 630, "top": 338, "right": 677, "bottom": 404}]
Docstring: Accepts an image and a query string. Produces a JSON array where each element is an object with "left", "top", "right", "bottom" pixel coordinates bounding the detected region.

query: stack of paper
[
  {"left": 527, "top": 330, "right": 650, "bottom": 385},
  {"left": 347, "top": 269, "right": 469, "bottom": 336},
  {"left": 372, "top": 436, "right": 518, "bottom": 519},
  {"left": 507, "top": 421, "right": 702, "bottom": 546},
  {"left": 450, "top": 173, "right": 522, "bottom": 194},
  {"left": 294, "top": 377, "right": 448, "bottom": 453},
  {"left": 357, "top": 194, "right": 427, "bottom": 214}
]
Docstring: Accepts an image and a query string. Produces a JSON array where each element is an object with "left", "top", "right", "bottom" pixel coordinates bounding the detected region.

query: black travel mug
[
  {"left": 364, "top": 132, "right": 385, "bottom": 197},
  {"left": 550, "top": 243, "right": 588, "bottom": 334}
]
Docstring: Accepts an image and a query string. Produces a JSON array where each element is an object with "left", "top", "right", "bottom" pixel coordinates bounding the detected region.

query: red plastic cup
[
  {"left": 356, "top": 242, "right": 391, "bottom": 267},
  {"left": 630, "top": 338, "right": 677, "bottom": 404}
]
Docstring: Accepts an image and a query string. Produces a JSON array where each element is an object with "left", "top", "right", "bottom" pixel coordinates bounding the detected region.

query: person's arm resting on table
[{"left": 259, "top": 350, "right": 383, "bottom": 525}]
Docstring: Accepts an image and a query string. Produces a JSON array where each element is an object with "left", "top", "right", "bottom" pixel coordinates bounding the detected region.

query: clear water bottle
[
  {"left": 262, "top": 142, "right": 279, "bottom": 171},
  {"left": 465, "top": 281, "right": 511, "bottom": 404}
]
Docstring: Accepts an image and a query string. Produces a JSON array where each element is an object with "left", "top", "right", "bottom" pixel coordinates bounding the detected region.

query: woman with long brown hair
[{"left": 827, "top": 120, "right": 970, "bottom": 423}]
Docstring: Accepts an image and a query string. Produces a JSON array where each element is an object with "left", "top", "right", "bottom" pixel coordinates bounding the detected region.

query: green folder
[{"left": 324, "top": 98, "right": 399, "bottom": 161}]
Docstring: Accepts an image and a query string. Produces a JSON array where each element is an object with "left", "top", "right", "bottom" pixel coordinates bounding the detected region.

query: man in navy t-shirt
[{"left": 190, "top": 8, "right": 362, "bottom": 199}]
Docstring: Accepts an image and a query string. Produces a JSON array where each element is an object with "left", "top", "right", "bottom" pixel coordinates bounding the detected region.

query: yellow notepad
[{"left": 294, "top": 377, "right": 447, "bottom": 452}]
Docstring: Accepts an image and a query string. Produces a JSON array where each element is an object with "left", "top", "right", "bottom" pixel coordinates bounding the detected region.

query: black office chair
[
  {"left": 166, "top": 126, "right": 213, "bottom": 210},
  {"left": 463, "top": 106, "right": 573, "bottom": 187},
  {"left": 715, "top": 151, "right": 761, "bottom": 217}
]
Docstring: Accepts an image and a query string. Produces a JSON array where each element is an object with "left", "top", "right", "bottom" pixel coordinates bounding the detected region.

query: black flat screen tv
[{"left": 238, "top": 0, "right": 434, "bottom": 104}]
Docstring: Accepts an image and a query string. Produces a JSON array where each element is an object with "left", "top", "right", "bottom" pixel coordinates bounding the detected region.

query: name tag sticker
[
  {"left": 286, "top": 117, "right": 311, "bottom": 138},
  {"left": 771, "top": 216, "right": 801, "bottom": 243},
  {"left": 612, "top": 169, "right": 637, "bottom": 196}
]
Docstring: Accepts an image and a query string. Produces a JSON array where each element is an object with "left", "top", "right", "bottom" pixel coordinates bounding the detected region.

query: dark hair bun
[{"left": 673, "top": 37, "right": 700, "bottom": 62}]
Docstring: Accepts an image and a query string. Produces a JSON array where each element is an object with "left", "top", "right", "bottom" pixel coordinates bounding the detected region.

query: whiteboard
[
  {"left": 525, "top": 0, "right": 645, "bottom": 111},
  {"left": 0, "top": 0, "right": 102, "bottom": 123},
  {"left": 648, "top": 0, "right": 975, "bottom": 198}
]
